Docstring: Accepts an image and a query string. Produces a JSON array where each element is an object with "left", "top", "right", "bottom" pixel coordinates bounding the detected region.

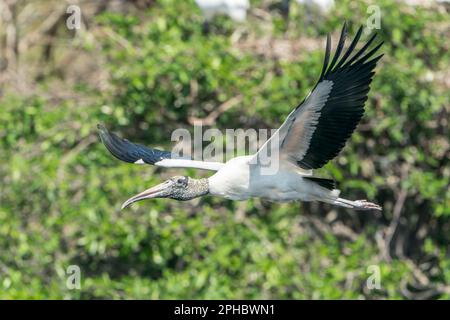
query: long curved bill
[{"left": 121, "top": 181, "right": 171, "bottom": 209}]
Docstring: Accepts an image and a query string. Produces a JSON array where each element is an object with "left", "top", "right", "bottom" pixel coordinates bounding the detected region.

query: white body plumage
[
  {"left": 208, "top": 156, "right": 338, "bottom": 202},
  {"left": 295, "top": 0, "right": 335, "bottom": 13},
  {"left": 195, "top": 0, "right": 250, "bottom": 22}
]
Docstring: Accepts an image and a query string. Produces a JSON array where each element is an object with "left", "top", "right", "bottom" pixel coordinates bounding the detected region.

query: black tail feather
[{"left": 304, "top": 177, "right": 336, "bottom": 190}]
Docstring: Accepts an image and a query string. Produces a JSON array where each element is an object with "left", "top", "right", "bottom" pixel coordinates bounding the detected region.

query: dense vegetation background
[{"left": 0, "top": 0, "right": 449, "bottom": 299}]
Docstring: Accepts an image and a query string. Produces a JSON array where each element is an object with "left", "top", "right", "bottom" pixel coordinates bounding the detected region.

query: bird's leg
[{"left": 333, "top": 198, "right": 382, "bottom": 211}]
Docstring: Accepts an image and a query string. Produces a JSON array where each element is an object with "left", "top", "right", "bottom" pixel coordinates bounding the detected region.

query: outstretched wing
[
  {"left": 254, "top": 23, "right": 383, "bottom": 170},
  {"left": 98, "top": 125, "right": 224, "bottom": 171}
]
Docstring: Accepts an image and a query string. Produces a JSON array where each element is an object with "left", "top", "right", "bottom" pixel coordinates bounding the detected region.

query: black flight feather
[
  {"left": 295, "top": 25, "right": 383, "bottom": 170},
  {"left": 98, "top": 124, "right": 174, "bottom": 165}
]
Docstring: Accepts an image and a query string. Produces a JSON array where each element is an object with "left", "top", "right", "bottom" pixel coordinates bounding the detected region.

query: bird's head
[{"left": 121, "top": 176, "right": 209, "bottom": 209}]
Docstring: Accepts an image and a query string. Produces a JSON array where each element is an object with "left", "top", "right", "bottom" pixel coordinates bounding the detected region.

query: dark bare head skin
[{"left": 121, "top": 176, "right": 209, "bottom": 209}]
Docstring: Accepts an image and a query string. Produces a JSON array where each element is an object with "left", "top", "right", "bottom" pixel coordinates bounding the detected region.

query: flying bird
[{"left": 99, "top": 23, "right": 383, "bottom": 211}]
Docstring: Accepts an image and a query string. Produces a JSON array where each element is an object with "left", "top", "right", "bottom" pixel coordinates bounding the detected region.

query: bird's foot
[{"left": 354, "top": 200, "right": 382, "bottom": 211}]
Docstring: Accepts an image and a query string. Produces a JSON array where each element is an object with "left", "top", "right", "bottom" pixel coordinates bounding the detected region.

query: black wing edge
[
  {"left": 97, "top": 124, "right": 173, "bottom": 165},
  {"left": 318, "top": 22, "right": 384, "bottom": 83},
  {"left": 296, "top": 23, "right": 384, "bottom": 170}
]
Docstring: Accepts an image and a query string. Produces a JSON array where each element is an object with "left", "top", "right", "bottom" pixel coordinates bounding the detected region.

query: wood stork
[
  {"left": 99, "top": 23, "right": 383, "bottom": 211},
  {"left": 195, "top": 0, "right": 250, "bottom": 22},
  {"left": 281, "top": 0, "right": 335, "bottom": 19},
  {"left": 296, "top": 0, "right": 335, "bottom": 13}
]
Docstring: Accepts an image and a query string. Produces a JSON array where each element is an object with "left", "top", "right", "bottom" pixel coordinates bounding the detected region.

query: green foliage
[{"left": 0, "top": 0, "right": 448, "bottom": 299}]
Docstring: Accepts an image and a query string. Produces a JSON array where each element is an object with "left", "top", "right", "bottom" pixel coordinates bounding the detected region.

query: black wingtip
[
  {"left": 341, "top": 32, "right": 378, "bottom": 69},
  {"left": 96, "top": 124, "right": 174, "bottom": 165},
  {"left": 97, "top": 124, "right": 112, "bottom": 146},
  {"left": 326, "top": 21, "right": 348, "bottom": 74},
  {"left": 335, "top": 25, "right": 364, "bottom": 70},
  {"left": 97, "top": 124, "right": 108, "bottom": 136},
  {"left": 319, "top": 33, "right": 332, "bottom": 81}
]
